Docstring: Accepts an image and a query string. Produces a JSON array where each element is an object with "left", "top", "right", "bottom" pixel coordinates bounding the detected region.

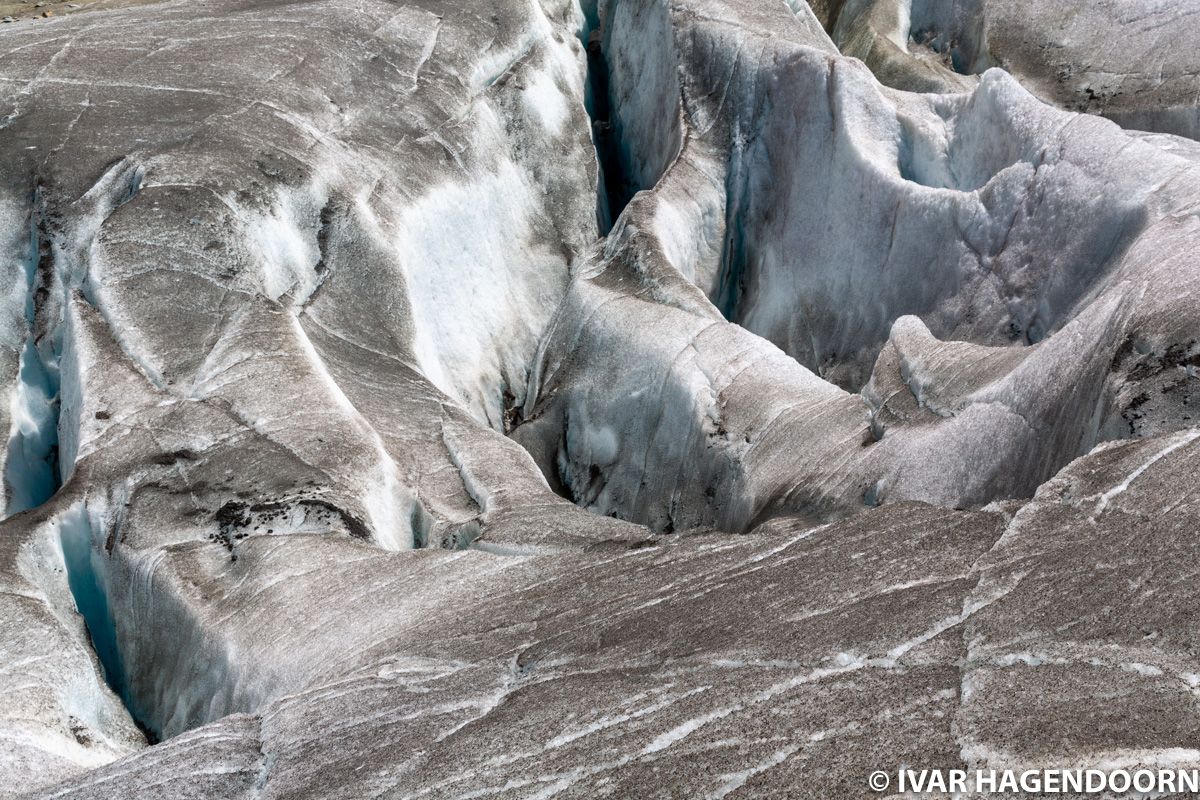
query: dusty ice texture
[
  {"left": 0, "top": 0, "right": 1193, "bottom": 798},
  {"left": 827, "top": 0, "right": 1200, "bottom": 139},
  {"left": 17, "top": 433, "right": 1200, "bottom": 798}
]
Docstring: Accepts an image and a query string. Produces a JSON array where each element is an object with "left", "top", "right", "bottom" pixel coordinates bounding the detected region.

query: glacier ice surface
[{"left": 0, "top": 0, "right": 1196, "bottom": 797}]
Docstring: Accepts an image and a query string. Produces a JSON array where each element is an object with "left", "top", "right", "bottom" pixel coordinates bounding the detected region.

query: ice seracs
[
  {"left": 0, "top": 0, "right": 1196, "bottom": 797},
  {"left": 512, "top": 0, "right": 1200, "bottom": 530}
]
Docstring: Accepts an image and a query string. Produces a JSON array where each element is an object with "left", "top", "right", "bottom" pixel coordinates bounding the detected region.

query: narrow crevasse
[
  {"left": 1, "top": 181, "right": 156, "bottom": 748},
  {"left": 54, "top": 331, "right": 156, "bottom": 741},
  {"left": 714, "top": 122, "right": 750, "bottom": 321},
  {"left": 579, "top": 1, "right": 630, "bottom": 233},
  {"left": 582, "top": 0, "right": 685, "bottom": 232},
  {"left": 57, "top": 503, "right": 158, "bottom": 742},
  {"left": 5, "top": 195, "right": 60, "bottom": 515},
  {"left": 7, "top": 159, "right": 145, "bottom": 516}
]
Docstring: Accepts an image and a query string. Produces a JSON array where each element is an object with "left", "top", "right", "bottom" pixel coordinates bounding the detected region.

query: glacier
[{"left": 0, "top": 0, "right": 1195, "bottom": 797}]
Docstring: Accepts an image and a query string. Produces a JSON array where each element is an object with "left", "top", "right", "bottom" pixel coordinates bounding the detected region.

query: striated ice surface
[{"left": 0, "top": 0, "right": 1195, "bottom": 797}]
